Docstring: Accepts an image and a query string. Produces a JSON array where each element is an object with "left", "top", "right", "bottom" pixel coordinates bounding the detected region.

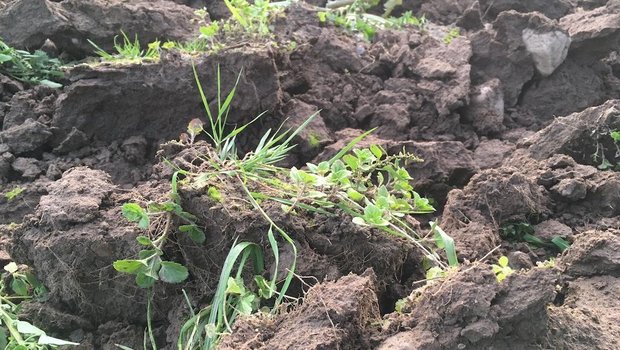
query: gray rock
[
  {"left": 121, "top": 136, "right": 148, "bottom": 164},
  {"left": 0, "top": 119, "right": 52, "bottom": 155},
  {"left": 12, "top": 157, "right": 43, "bottom": 179},
  {"left": 534, "top": 220, "right": 573, "bottom": 241},
  {"left": 522, "top": 29, "right": 571, "bottom": 76},
  {"left": 560, "top": 3, "right": 620, "bottom": 52},
  {"left": 53, "top": 127, "right": 89, "bottom": 154},
  {"left": 551, "top": 178, "right": 588, "bottom": 201}
]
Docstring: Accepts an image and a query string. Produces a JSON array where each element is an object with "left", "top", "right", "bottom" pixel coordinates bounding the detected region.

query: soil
[{"left": 1, "top": 0, "right": 619, "bottom": 349}]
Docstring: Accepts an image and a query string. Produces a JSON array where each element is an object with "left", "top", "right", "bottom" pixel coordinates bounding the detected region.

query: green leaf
[
  {"left": 158, "top": 261, "right": 189, "bottom": 284},
  {"left": 208, "top": 186, "right": 222, "bottom": 201},
  {"left": 121, "top": 203, "right": 149, "bottom": 229},
  {"left": 611, "top": 130, "right": 620, "bottom": 143},
  {"left": 346, "top": 188, "right": 365, "bottom": 202},
  {"left": 352, "top": 216, "right": 367, "bottom": 226},
  {"left": 551, "top": 236, "right": 571, "bottom": 252},
  {"left": 431, "top": 222, "right": 459, "bottom": 267},
  {"left": 179, "top": 224, "right": 206, "bottom": 244},
  {"left": 38, "top": 334, "right": 79, "bottom": 346},
  {"left": 343, "top": 154, "right": 359, "bottom": 171},
  {"left": 11, "top": 278, "right": 29, "bottom": 296},
  {"left": 38, "top": 79, "right": 62, "bottom": 89},
  {"left": 136, "top": 236, "right": 152, "bottom": 246},
  {"left": 237, "top": 293, "right": 255, "bottom": 315},
  {"left": 226, "top": 277, "right": 243, "bottom": 295},
  {"left": 370, "top": 144, "right": 383, "bottom": 159},
  {"left": 498, "top": 256, "right": 509, "bottom": 268},
  {"left": 16, "top": 321, "right": 44, "bottom": 335},
  {"left": 3, "top": 262, "right": 18, "bottom": 274},
  {"left": 0, "top": 53, "right": 13, "bottom": 63},
  {"left": 135, "top": 272, "right": 156, "bottom": 288},
  {"left": 113, "top": 259, "right": 147, "bottom": 274}
]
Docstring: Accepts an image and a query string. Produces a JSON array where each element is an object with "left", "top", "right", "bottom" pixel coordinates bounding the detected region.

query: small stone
[
  {"left": 551, "top": 178, "right": 587, "bottom": 202},
  {"left": 12, "top": 157, "right": 43, "bottom": 179}
]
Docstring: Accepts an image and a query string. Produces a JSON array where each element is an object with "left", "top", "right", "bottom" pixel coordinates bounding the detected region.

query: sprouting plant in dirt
[
  {"left": 116, "top": 63, "right": 459, "bottom": 349},
  {"left": 536, "top": 258, "right": 555, "bottom": 269},
  {"left": 0, "top": 262, "right": 78, "bottom": 348},
  {"left": 318, "top": 0, "right": 425, "bottom": 41},
  {"left": 4, "top": 187, "right": 24, "bottom": 202},
  {"left": 88, "top": 31, "right": 161, "bottom": 63},
  {"left": 500, "top": 222, "right": 570, "bottom": 252},
  {"left": 0, "top": 38, "right": 63, "bottom": 88},
  {"left": 113, "top": 172, "right": 205, "bottom": 289},
  {"left": 492, "top": 256, "right": 514, "bottom": 282},
  {"left": 590, "top": 127, "right": 620, "bottom": 170},
  {"left": 178, "top": 1, "right": 287, "bottom": 54},
  {"left": 442, "top": 27, "right": 460, "bottom": 44}
]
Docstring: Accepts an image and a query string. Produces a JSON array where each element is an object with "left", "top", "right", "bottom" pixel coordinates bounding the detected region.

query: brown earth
[{"left": 1, "top": 0, "right": 619, "bottom": 349}]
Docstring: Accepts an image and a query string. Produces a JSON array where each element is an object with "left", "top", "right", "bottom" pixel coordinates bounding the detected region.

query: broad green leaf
[
  {"left": 352, "top": 216, "right": 367, "bottom": 226},
  {"left": 38, "top": 334, "right": 79, "bottom": 345},
  {"left": 370, "top": 144, "right": 384, "bottom": 159},
  {"left": 11, "top": 278, "right": 29, "bottom": 296},
  {"left": 121, "top": 203, "right": 149, "bottom": 229},
  {"left": 158, "top": 261, "right": 189, "bottom": 284},
  {"left": 551, "top": 236, "right": 571, "bottom": 252},
  {"left": 343, "top": 154, "right": 359, "bottom": 171},
  {"left": 347, "top": 188, "right": 364, "bottom": 202},
  {"left": 38, "top": 79, "right": 62, "bottom": 89},
  {"left": 226, "top": 277, "right": 243, "bottom": 295},
  {"left": 16, "top": 321, "right": 44, "bottom": 335},
  {"left": 135, "top": 272, "right": 156, "bottom": 288},
  {"left": 179, "top": 224, "right": 206, "bottom": 244},
  {"left": 237, "top": 293, "right": 255, "bottom": 315},
  {"left": 113, "top": 259, "right": 147, "bottom": 274},
  {"left": 136, "top": 236, "right": 152, "bottom": 246},
  {"left": 0, "top": 53, "right": 13, "bottom": 63},
  {"left": 498, "top": 256, "right": 509, "bottom": 268},
  {"left": 3, "top": 262, "right": 18, "bottom": 273}
]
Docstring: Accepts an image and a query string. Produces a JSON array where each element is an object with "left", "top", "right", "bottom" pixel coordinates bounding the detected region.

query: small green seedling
[
  {"left": 4, "top": 187, "right": 24, "bottom": 202},
  {"left": 492, "top": 256, "right": 514, "bottom": 282},
  {"left": 610, "top": 130, "right": 620, "bottom": 143},
  {"left": 443, "top": 27, "right": 460, "bottom": 44}
]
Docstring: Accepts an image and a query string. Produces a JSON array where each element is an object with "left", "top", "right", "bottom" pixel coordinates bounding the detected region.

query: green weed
[
  {"left": 442, "top": 27, "right": 460, "bottom": 44},
  {"left": 0, "top": 262, "right": 77, "bottom": 348},
  {"left": 500, "top": 222, "right": 570, "bottom": 252},
  {"left": 319, "top": 0, "right": 425, "bottom": 41},
  {"left": 4, "top": 187, "right": 24, "bottom": 202},
  {"left": 0, "top": 39, "right": 63, "bottom": 88},
  {"left": 492, "top": 256, "right": 514, "bottom": 282},
  {"left": 117, "top": 63, "right": 458, "bottom": 349},
  {"left": 88, "top": 31, "right": 161, "bottom": 63}
]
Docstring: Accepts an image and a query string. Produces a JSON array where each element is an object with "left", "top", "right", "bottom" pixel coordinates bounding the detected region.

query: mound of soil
[{"left": 1, "top": 0, "right": 619, "bottom": 349}]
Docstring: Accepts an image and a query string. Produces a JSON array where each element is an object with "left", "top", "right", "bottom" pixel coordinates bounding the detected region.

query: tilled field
[{"left": 0, "top": 0, "right": 619, "bottom": 349}]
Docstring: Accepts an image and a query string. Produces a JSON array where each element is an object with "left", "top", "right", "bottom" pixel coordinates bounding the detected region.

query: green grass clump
[
  {"left": 0, "top": 39, "right": 63, "bottom": 88},
  {"left": 115, "top": 64, "right": 458, "bottom": 349},
  {"left": 88, "top": 31, "right": 161, "bottom": 63},
  {"left": 319, "top": 0, "right": 426, "bottom": 41}
]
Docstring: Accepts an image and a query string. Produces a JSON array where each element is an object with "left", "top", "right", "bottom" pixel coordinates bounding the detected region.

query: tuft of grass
[
  {"left": 0, "top": 38, "right": 63, "bottom": 88},
  {"left": 4, "top": 187, "right": 24, "bottom": 202},
  {"left": 88, "top": 31, "right": 161, "bottom": 63}
]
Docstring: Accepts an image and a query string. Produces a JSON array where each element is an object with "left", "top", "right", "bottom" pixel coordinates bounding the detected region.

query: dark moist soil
[{"left": 1, "top": 0, "right": 620, "bottom": 349}]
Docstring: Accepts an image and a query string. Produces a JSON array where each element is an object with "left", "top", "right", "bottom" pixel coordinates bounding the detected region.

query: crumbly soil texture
[{"left": 1, "top": 0, "right": 620, "bottom": 349}]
